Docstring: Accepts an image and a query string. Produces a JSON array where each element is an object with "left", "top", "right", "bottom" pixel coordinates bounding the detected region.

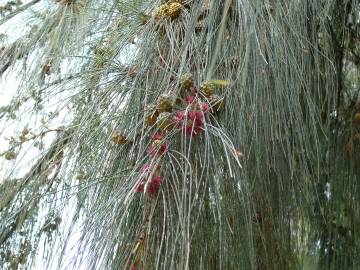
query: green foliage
[{"left": 0, "top": 0, "right": 360, "bottom": 269}]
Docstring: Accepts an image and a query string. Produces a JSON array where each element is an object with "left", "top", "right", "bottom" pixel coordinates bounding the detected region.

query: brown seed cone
[
  {"left": 180, "top": 73, "right": 194, "bottom": 90},
  {"left": 22, "top": 127, "right": 30, "bottom": 136},
  {"left": 43, "top": 65, "right": 51, "bottom": 75},
  {"left": 200, "top": 82, "right": 214, "bottom": 97},
  {"left": 157, "top": 112, "right": 175, "bottom": 131},
  {"left": 154, "top": 4, "right": 168, "bottom": 20},
  {"left": 157, "top": 94, "right": 173, "bottom": 113},
  {"left": 167, "top": 2, "right": 182, "bottom": 19},
  {"left": 4, "top": 150, "right": 16, "bottom": 160},
  {"left": 154, "top": 2, "right": 182, "bottom": 20},
  {"left": 19, "top": 134, "right": 27, "bottom": 143},
  {"left": 195, "top": 22, "right": 206, "bottom": 34},
  {"left": 145, "top": 105, "right": 159, "bottom": 126},
  {"left": 112, "top": 132, "right": 127, "bottom": 145}
]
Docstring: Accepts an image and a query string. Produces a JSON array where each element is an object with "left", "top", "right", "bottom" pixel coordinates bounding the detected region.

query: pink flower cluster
[
  {"left": 175, "top": 95, "right": 209, "bottom": 137},
  {"left": 146, "top": 133, "right": 169, "bottom": 157},
  {"left": 136, "top": 163, "right": 164, "bottom": 196},
  {"left": 136, "top": 174, "right": 163, "bottom": 196},
  {"left": 136, "top": 133, "right": 168, "bottom": 197},
  {"left": 135, "top": 91, "right": 210, "bottom": 196}
]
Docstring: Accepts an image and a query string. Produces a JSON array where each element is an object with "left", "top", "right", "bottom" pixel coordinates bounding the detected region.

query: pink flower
[
  {"left": 147, "top": 132, "right": 168, "bottom": 157},
  {"left": 148, "top": 175, "right": 164, "bottom": 196},
  {"left": 175, "top": 110, "right": 205, "bottom": 137},
  {"left": 174, "top": 111, "right": 185, "bottom": 128},
  {"left": 188, "top": 111, "right": 204, "bottom": 136},
  {"left": 190, "top": 86, "right": 197, "bottom": 95},
  {"left": 158, "top": 143, "right": 168, "bottom": 155},
  {"left": 185, "top": 95, "right": 196, "bottom": 104},
  {"left": 147, "top": 141, "right": 168, "bottom": 157},
  {"left": 200, "top": 102, "right": 209, "bottom": 112},
  {"left": 188, "top": 111, "right": 203, "bottom": 122},
  {"left": 175, "top": 111, "right": 185, "bottom": 121},
  {"left": 141, "top": 163, "right": 151, "bottom": 173},
  {"left": 136, "top": 175, "right": 164, "bottom": 196},
  {"left": 184, "top": 124, "right": 203, "bottom": 137}
]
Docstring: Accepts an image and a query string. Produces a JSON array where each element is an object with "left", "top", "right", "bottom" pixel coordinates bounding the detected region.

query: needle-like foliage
[{"left": 0, "top": 0, "right": 360, "bottom": 269}]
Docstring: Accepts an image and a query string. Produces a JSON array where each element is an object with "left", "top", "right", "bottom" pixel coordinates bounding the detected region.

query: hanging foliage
[{"left": 0, "top": 0, "right": 360, "bottom": 269}]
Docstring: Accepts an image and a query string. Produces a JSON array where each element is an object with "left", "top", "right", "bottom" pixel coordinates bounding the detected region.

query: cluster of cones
[{"left": 145, "top": 73, "right": 224, "bottom": 137}]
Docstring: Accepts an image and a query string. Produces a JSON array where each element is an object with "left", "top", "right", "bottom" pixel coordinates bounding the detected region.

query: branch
[
  {"left": 0, "top": 128, "right": 73, "bottom": 213},
  {"left": 0, "top": 0, "right": 41, "bottom": 26}
]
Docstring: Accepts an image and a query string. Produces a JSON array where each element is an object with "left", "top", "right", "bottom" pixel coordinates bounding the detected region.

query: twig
[{"left": 0, "top": 0, "right": 41, "bottom": 26}]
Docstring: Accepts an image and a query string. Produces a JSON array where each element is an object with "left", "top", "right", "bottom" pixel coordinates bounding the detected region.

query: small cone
[
  {"left": 200, "top": 82, "right": 214, "bottom": 97},
  {"left": 180, "top": 73, "right": 194, "bottom": 91},
  {"left": 154, "top": 2, "right": 182, "bottom": 20},
  {"left": 112, "top": 132, "right": 127, "bottom": 145},
  {"left": 154, "top": 4, "right": 168, "bottom": 20},
  {"left": 157, "top": 94, "right": 173, "bottom": 113},
  {"left": 4, "top": 150, "right": 17, "bottom": 160},
  {"left": 145, "top": 105, "right": 159, "bottom": 126},
  {"left": 167, "top": 2, "right": 182, "bottom": 19}
]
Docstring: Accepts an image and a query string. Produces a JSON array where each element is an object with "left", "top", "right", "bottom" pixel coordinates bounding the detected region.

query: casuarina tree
[{"left": 0, "top": 0, "right": 360, "bottom": 269}]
